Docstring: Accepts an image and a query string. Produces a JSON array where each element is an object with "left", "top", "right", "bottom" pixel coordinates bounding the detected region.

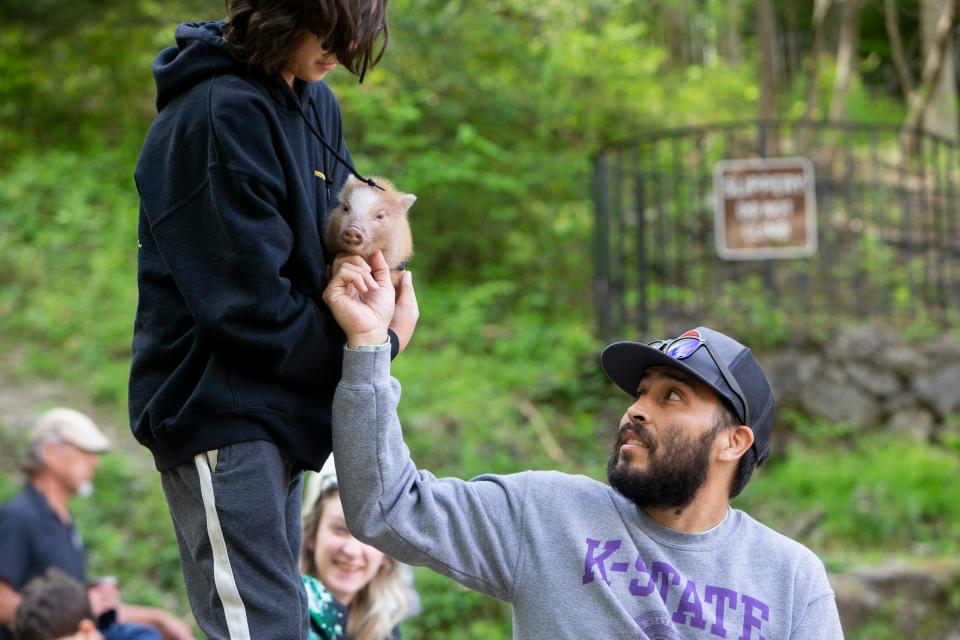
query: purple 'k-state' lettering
[
  {"left": 704, "top": 586, "right": 738, "bottom": 638},
  {"left": 739, "top": 594, "right": 770, "bottom": 640},
  {"left": 581, "top": 537, "right": 771, "bottom": 639},
  {"left": 651, "top": 561, "right": 682, "bottom": 602},
  {"left": 582, "top": 538, "right": 622, "bottom": 586},
  {"left": 629, "top": 553, "right": 655, "bottom": 596},
  {"left": 672, "top": 579, "right": 707, "bottom": 630}
]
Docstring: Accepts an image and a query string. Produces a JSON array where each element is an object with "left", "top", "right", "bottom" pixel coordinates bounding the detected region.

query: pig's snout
[{"left": 340, "top": 226, "right": 365, "bottom": 246}]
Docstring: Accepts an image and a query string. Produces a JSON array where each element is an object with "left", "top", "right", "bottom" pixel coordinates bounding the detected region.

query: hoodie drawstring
[{"left": 278, "top": 79, "right": 383, "bottom": 192}]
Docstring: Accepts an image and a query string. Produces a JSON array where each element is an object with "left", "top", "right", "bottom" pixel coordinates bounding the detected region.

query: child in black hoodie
[{"left": 130, "top": 2, "right": 417, "bottom": 637}]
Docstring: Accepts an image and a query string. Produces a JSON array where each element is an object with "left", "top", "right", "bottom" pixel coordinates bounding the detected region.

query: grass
[{"left": 735, "top": 436, "right": 960, "bottom": 560}]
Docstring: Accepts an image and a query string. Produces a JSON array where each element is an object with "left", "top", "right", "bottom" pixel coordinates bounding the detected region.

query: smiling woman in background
[{"left": 301, "top": 478, "right": 408, "bottom": 640}]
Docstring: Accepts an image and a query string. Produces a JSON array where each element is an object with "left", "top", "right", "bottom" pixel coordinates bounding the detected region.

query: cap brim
[
  {"left": 600, "top": 341, "right": 732, "bottom": 413},
  {"left": 67, "top": 434, "right": 112, "bottom": 453}
]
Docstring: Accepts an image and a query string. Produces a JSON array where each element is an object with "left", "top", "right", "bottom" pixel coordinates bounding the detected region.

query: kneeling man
[{"left": 323, "top": 253, "right": 842, "bottom": 640}]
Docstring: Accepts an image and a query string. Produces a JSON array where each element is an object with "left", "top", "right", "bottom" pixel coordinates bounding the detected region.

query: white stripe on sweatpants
[{"left": 195, "top": 453, "right": 251, "bottom": 640}]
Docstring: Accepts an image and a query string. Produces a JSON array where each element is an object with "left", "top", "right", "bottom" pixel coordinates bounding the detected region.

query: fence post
[
  {"left": 758, "top": 120, "right": 778, "bottom": 300},
  {"left": 635, "top": 168, "right": 648, "bottom": 333},
  {"left": 593, "top": 151, "right": 613, "bottom": 339}
]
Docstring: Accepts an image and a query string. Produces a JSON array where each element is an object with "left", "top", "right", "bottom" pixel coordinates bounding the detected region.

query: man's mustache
[{"left": 617, "top": 423, "right": 657, "bottom": 452}]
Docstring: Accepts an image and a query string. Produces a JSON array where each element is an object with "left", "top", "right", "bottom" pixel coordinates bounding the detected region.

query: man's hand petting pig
[{"left": 326, "top": 251, "right": 418, "bottom": 351}]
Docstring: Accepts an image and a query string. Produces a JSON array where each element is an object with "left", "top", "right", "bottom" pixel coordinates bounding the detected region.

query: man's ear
[
  {"left": 718, "top": 425, "right": 754, "bottom": 462},
  {"left": 40, "top": 440, "right": 61, "bottom": 466}
]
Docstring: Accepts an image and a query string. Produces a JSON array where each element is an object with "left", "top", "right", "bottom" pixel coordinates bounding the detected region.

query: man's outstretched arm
[{"left": 324, "top": 254, "right": 527, "bottom": 602}]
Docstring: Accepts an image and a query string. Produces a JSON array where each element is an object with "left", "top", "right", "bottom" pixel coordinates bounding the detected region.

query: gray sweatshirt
[{"left": 332, "top": 345, "right": 843, "bottom": 639}]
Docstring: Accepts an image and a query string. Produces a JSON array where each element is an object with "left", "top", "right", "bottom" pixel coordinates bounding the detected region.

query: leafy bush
[
  {"left": 734, "top": 437, "right": 960, "bottom": 558},
  {"left": 0, "top": 148, "right": 139, "bottom": 406},
  {"left": 402, "top": 568, "right": 512, "bottom": 639}
]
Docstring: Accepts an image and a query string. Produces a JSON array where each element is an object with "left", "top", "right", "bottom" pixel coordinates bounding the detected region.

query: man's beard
[{"left": 606, "top": 422, "right": 721, "bottom": 513}]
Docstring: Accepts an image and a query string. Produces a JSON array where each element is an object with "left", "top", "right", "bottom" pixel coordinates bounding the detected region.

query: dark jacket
[{"left": 130, "top": 21, "right": 357, "bottom": 471}]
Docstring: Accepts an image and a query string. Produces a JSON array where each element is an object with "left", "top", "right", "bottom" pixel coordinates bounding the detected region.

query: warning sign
[{"left": 713, "top": 158, "right": 817, "bottom": 260}]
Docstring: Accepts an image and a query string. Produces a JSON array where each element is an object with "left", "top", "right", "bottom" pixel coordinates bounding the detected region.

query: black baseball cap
[{"left": 600, "top": 327, "right": 775, "bottom": 465}]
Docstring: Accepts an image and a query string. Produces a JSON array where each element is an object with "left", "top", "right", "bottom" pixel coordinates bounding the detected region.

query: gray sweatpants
[{"left": 160, "top": 440, "right": 308, "bottom": 640}]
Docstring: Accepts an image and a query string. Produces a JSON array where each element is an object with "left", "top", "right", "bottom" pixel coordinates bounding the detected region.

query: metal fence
[{"left": 592, "top": 120, "right": 960, "bottom": 340}]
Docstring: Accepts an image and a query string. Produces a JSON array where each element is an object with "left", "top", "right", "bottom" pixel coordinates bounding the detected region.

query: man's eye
[{"left": 667, "top": 390, "right": 682, "bottom": 401}]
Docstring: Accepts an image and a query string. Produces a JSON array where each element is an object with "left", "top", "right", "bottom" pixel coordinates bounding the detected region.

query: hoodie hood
[
  {"left": 153, "top": 21, "right": 244, "bottom": 112},
  {"left": 150, "top": 20, "right": 380, "bottom": 187}
]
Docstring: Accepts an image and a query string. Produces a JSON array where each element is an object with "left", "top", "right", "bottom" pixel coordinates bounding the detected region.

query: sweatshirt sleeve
[
  {"left": 332, "top": 345, "right": 528, "bottom": 602},
  {"left": 789, "top": 592, "right": 844, "bottom": 640},
  {"left": 789, "top": 554, "right": 844, "bottom": 640}
]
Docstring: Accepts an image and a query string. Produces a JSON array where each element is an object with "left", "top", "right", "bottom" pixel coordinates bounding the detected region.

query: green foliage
[
  {"left": 734, "top": 437, "right": 960, "bottom": 557},
  {"left": 780, "top": 409, "right": 860, "bottom": 442},
  {"left": 940, "top": 413, "right": 960, "bottom": 453},
  {"left": 847, "top": 600, "right": 904, "bottom": 640},
  {"left": 0, "top": 0, "right": 211, "bottom": 159},
  {"left": 402, "top": 568, "right": 512, "bottom": 639},
  {"left": 394, "top": 280, "right": 612, "bottom": 479},
  {"left": 328, "top": 0, "right": 766, "bottom": 299},
  {"left": 0, "top": 148, "right": 139, "bottom": 405}
]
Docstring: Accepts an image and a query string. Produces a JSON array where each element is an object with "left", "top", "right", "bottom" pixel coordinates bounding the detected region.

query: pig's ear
[{"left": 399, "top": 193, "right": 417, "bottom": 215}]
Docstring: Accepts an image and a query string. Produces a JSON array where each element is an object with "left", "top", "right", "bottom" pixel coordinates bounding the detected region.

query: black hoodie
[{"left": 130, "top": 21, "right": 361, "bottom": 471}]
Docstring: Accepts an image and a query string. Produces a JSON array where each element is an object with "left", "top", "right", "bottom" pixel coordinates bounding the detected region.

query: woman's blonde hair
[{"left": 301, "top": 482, "right": 408, "bottom": 640}]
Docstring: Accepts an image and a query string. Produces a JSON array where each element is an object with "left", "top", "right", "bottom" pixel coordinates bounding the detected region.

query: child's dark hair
[
  {"left": 224, "top": 0, "right": 388, "bottom": 81},
  {"left": 13, "top": 569, "right": 94, "bottom": 640}
]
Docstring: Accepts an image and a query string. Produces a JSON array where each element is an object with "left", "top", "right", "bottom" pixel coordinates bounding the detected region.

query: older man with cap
[
  {"left": 321, "top": 259, "right": 844, "bottom": 639},
  {"left": 0, "top": 408, "right": 193, "bottom": 640}
]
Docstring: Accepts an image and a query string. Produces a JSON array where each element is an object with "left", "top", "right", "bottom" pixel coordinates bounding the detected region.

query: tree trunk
[
  {"left": 721, "top": 0, "right": 743, "bottom": 66},
  {"left": 884, "top": 0, "right": 915, "bottom": 100},
  {"left": 828, "top": 0, "right": 868, "bottom": 123},
  {"left": 917, "top": 0, "right": 958, "bottom": 139},
  {"left": 783, "top": 0, "right": 801, "bottom": 79},
  {"left": 757, "top": 0, "right": 779, "bottom": 155},
  {"left": 903, "top": 0, "right": 957, "bottom": 133},
  {"left": 662, "top": 1, "right": 693, "bottom": 69},
  {"left": 799, "top": 0, "right": 834, "bottom": 153}
]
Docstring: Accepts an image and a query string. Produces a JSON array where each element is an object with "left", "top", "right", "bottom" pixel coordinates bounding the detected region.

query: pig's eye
[
  {"left": 375, "top": 211, "right": 386, "bottom": 220},
  {"left": 343, "top": 205, "right": 350, "bottom": 212}
]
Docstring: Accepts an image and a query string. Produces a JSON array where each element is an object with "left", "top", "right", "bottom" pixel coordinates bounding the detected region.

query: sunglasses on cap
[{"left": 647, "top": 330, "right": 752, "bottom": 429}]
